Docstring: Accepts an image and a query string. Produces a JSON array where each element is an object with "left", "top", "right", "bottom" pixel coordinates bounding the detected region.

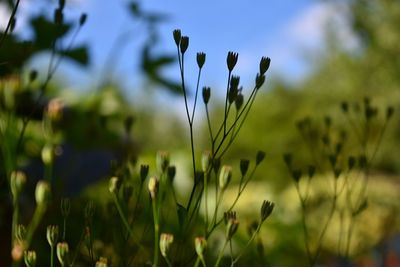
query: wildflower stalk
[
  {"left": 214, "top": 239, "right": 228, "bottom": 267},
  {"left": 0, "top": 0, "right": 21, "bottom": 47},
  {"left": 151, "top": 197, "right": 160, "bottom": 267},
  {"left": 111, "top": 193, "right": 134, "bottom": 237}
]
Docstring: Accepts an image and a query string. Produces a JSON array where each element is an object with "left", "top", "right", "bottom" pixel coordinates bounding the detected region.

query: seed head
[
  {"left": 259, "top": 57, "right": 271, "bottom": 75},
  {"left": 260, "top": 200, "right": 274, "bottom": 222},
  {"left": 240, "top": 159, "right": 250, "bottom": 176}
]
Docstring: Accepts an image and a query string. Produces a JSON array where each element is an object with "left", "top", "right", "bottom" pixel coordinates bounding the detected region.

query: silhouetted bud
[
  {"left": 341, "top": 101, "right": 348, "bottom": 113},
  {"left": 148, "top": 176, "right": 159, "bottom": 199},
  {"left": 291, "top": 170, "right": 302, "bottom": 183},
  {"left": 256, "top": 151, "right": 266, "bottom": 165},
  {"left": 255, "top": 73, "right": 265, "bottom": 89},
  {"left": 334, "top": 168, "right": 341, "bottom": 179},
  {"left": 224, "top": 211, "right": 236, "bottom": 224},
  {"left": 157, "top": 151, "right": 170, "bottom": 173},
  {"left": 235, "top": 93, "right": 244, "bottom": 110},
  {"left": 160, "top": 233, "right": 174, "bottom": 258},
  {"left": 173, "top": 29, "right": 181, "bottom": 46},
  {"left": 230, "top": 75, "right": 240, "bottom": 89},
  {"left": 167, "top": 166, "right": 176, "bottom": 183},
  {"left": 79, "top": 13, "right": 87, "bottom": 26},
  {"left": 240, "top": 159, "right": 250, "bottom": 176},
  {"left": 202, "top": 151, "right": 212, "bottom": 173},
  {"left": 202, "top": 86, "right": 211, "bottom": 104},
  {"left": 140, "top": 164, "right": 149, "bottom": 183},
  {"left": 194, "top": 237, "right": 207, "bottom": 261},
  {"left": 386, "top": 106, "right": 394, "bottom": 120},
  {"left": 219, "top": 165, "right": 232, "bottom": 190},
  {"left": 24, "top": 250, "right": 37, "bottom": 267},
  {"left": 196, "top": 52, "right": 206, "bottom": 68},
  {"left": 54, "top": 8, "right": 63, "bottom": 25},
  {"left": 109, "top": 176, "right": 121, "bottom": 194},
  {"left": 10, "top": 18, "right": 16, "bottom": 33},
  {"left": 348, "top": 156, "right": 356, "bottom": 170},
  {"left": 10, "top": 171, "right": 26, "bottom": 199},
  {"left": 180, "top": 36, "right": 189, "bottom": 54},
  {"left": 226, "top": 218, "right": 239, "bottom": 240},
  {"left": 259, "top": 56, "right": 271, "bottom": 75},
  {"left": 307, "top": 165, "right": 315, "bottom": 178},
  {"left": 35, "top": 180, "right": 51, "bottom": 206},
  {"left": 283, "top": 153, "right": 292, "bottom": 168},
  {"left": 47, "top": 225, "right": 59, "bottom": 247},
  {"left": 260, "top": 200, "right": 274, "bottom": 222},
  {"left": 226, "top": 51, "right": 238, "bottom": 71},
  {"left": 57, "top": 242, "right": 70, "bottom": 266},
  {"left": 29, "top": 70, "right": 38, "bottom": 82}
]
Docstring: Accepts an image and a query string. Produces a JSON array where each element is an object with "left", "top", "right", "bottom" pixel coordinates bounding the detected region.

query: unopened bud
[
  {"left": 202, "top": 151, "right": 212, "bottom": 173},
  {"left": 259, "top": 56, "right": 271, "bottom": 75},
  {"left": 227, "top": 51, "right": 238, "bottom": 71},
  {"left": 235, "top": 93, "right": 244, "bottom": 110},
  {"left": 57, "top": 242, "right": 70, "bottom": 266},
  {"left": 219, "top": 165, "right": 232, "bottom": 190},
  {"left": 260, "top": 200, "right": 274, "bottom": 222},
  {"left": 160, "top": 233, "right": 174, "bottom": 258},
  {"left": 16, "top": 224, "right": 26, "bottom": 243},
  {"left": 79, "top": 13, "right": 87, "bottom": 26},
  {"left": 308, "top": 165, "right": 316, "bottom": 178},
  {"left": 24, "top": 250, "right": 37, "bottom": 267},
  {"left": 95, "top": 257, "right": 108, "bottom": 267},
  {"left": 386, "top": 106, "right": 394, "bottom": 120},
  {"left": 240, "top": 159, "right": 249, "bottom": 176},
  {"left": 10, "top": 171, "right": 27, "bottom": 199},
  {"left": 194, "top": 237, "right": 207, "bottom": 260},
  {"left": 41, "top": 144, "right": 54, "bottom": 165},
  {"left": 197, "top": 52, "right": 206, "bottom": 68},
  {"left": 202, "top": 86, "right": 211, "bottom": 104},
  {"left": 256, "top": 150, "right": 266, "bottom": 165},
  {"left": 180, "top": 36, "right": 189, "bottom": 54},
  {"left": 140, "top": 164, "right": 149, "bottom": 183},
  {"left": 29, "top": 70, "right": 38, "bottom": 83},
  {"left": 291, "top": 169, "right": 302, "bottom": 183},
  {"left": 47, "top": 225, "right": 59, "bottom": 247},
  {"left": 35, "top": 180, "right": 51, "bottom": 206},
  {"left": 341, "top": 101, "right": 349, "bottom": 113},
  {"left": 148, "top": 176, "right": 159, "bottom": 199},
  {"left": 173, "top": 29, "right": 181, "bottom": 46},
  {"left": 226, "top": 218, "right": 239, "bottom": 240},
  {"left": 109, "top": 176, "right": 121, "bottom": 194},
  {"left": 157, "top": 151, "right": 170, "bottom": 173}
]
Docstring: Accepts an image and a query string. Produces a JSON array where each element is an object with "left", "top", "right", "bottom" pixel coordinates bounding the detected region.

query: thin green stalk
[
  {"left": 50, "top": 245, "right": 54, "bottom": 267},
  {"left": 214, "top": 239, "right": 228, "bottom": 267},
  {"left": 112, "top": 194, "right": 134, "bottom": 237},
  {"left": 232, "top": 222, "right": 262, "bottom": 265},
  {"left": 25, "top": 204, "right": 46, "bottom": 248},
  {"left": 62, "top": 217, "right": 67, "bottom": 241},
  {"left": 0, "top": 0, "right": 21, "bottom": 48},
  {"left": 152, "top": 198, "right": 159, "bottom": 267},
  {"left": 11, "top": 197, "right": 19, "bottom": 246}
]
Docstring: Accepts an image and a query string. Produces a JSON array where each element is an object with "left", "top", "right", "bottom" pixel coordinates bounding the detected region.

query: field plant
[
  {"left": 1, "top": 1, "right": 275, "bottom": 266},
  {"left": 284, "top": 98, "right": 394, "bottom": 266}
]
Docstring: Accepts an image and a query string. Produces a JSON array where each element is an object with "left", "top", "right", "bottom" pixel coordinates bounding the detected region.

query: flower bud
[
  {"left": 79, "top": 13, "right": 87, "bottom": 26},
  {"left": 41, "top": 144, "right": 54, "bottom": 165},
  {"left": 194, "top": 237, "right": 207, "bottom": 260},
  {"left": 160, "top": 233, "right": 174, "bottom": 258},
  {"left": 235, "top": 93, "right": 244, "bottom": 110},
  {"left": 180, "top": 36, "right": 189, "bottom": 54},
  {"left": 219, "top": 165, "right": 232, "bottom": 190},
  {"left": 240, "top": 159, "right": 250, "bottom": 176},
  {"left": 16, "top": 224, "right": 26, "bottom": 243},
  {"left": 260, "top": 200, "right": 274, "bottom": 222},
  {"left": 226, "top": 218, "right": 239, "bottom": 240},
  {"left": 47, "top": 225, "right": 59, "bottom": 247},
  {"left": 24, "top": 250, "right": 37, "bottom": 267},
  {"left": 29, "top": 70, "right": 38, "bottom": 83},
  {"left": 202, "top": 86, "right": 211, "bottom": 104},
  {"left": 255, "top": 73, "right": 265, "bottom": 89},
  {"left": 308, "top": 165, "right": 316, "bottom": 178},
  {"left": 140, "top": 164, "right": 149, "bottom": 183},
  {"left": 35, "top": 180, "right": 51, "bottom": 206},
  {"left": 291, "top": 170, "right": 302, "bottom": 183},
  {"left": 109, "top": 176, "right": 121, "bottom": 194},
  {"left": 202, "top": 151, "right": 212, "bottom": 173},
  {"left": 386, "top": 106, "right": 394, "bottom": 120},
  {"left": 173, "top": 29, "right": 181, "bottom": 46},
  {"left": 57, "top": 242, "right": 70, "bottom": 266},
  {"left": 256, "top": 151, "right": 266, "bottom": 165},
  {"left": 227, "top": 51, "right": 238, "bottom": 71},
  {"left": 10, "top": 171, "right": 27, "bottom": 199},
  {"left": 341, "top": 101, "right": 349, "bottom": 113},
  {"left": 167, "top": 166, "right": 176, "bottom": 183},
  {"left": 95, "top": 257, "right": 108, "bottom": 267},
  {"left": 283, "top": 153, "right": 292, "bottom": 168},
  {"left": 196, "top": 52, "right": 206, "bottom": 68},
  {"left": 156, "top": 151, "right": 170, "bottom": 173},
  {"left": 259, "top": 57, "right": 271, "bottom": 75},
  {"left": 148, "top": 176, "right": 159, "bottom": 199}
]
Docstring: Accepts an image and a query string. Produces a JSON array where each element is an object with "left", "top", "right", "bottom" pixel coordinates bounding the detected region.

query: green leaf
[
  {"left": 31, "top": 15, "right": 71, "bottom": 49},
  {"left": 60, "top": 46, "right": 89, "bottom": 66}
]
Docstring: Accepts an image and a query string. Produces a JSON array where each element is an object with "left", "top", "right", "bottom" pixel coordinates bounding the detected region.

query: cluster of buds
[
  {"left": 160, "top": 233, "right": 174, "bottom": 258},
  {"left": 173, "top": 29, "right": 189, "bottom": 54}
]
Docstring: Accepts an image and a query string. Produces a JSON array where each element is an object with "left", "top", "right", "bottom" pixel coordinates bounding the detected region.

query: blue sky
[{"left": 1, "top": 0, "right": 348, "bottom": 96}]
